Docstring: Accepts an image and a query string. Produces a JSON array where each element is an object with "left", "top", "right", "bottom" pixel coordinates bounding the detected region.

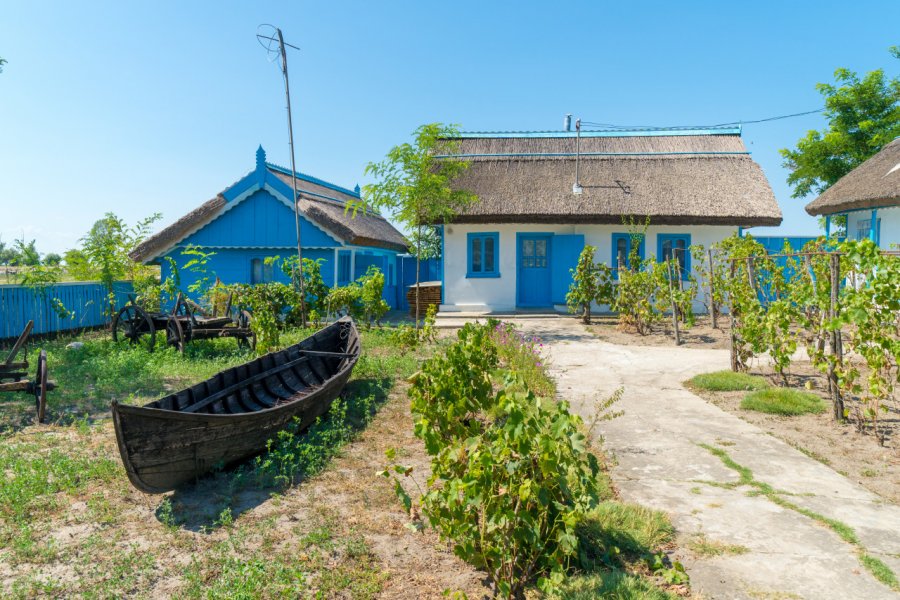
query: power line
[{"left": 580, "top": 108, "right": 824, "bottom": 131}]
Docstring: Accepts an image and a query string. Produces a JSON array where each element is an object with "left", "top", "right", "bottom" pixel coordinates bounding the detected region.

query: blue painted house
[{"left": 130, "top": 147, "right": 408, "bottom": 306}]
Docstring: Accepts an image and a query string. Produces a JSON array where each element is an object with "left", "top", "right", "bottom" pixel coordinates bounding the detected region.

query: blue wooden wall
[
  {"left": 0, "top": 281, "right": 133, "bottom": 340},
  {"left": 186, "top": 190, "right": 340, "bottom": 249}
]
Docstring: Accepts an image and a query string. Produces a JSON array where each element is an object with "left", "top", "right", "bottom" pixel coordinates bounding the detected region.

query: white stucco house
[
  {"left": 805, "top": 137, "right": 900, "bottom": 247},
  {"left": 436, "top": 126, "right": 782, "bottom": 313}
]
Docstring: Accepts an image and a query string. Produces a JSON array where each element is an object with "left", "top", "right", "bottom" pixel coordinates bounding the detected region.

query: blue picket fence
[{"left": 0, "top": 281, "right": 134, "bottom": 340}]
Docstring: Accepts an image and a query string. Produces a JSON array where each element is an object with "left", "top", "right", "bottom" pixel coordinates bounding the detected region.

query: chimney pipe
[{"left": 564, "top": 114, "right": 572, "bottom": 132}]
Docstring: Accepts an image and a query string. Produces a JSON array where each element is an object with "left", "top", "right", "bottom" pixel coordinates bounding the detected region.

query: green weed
[
  {"left": 686, "top": 533, "right": 749, "bottom": 557},
  {"left": 698, "top": 443, "right": 898, "bottom": 591},
  {"left": 687, "top": 370, "right": 770, "bottom": 392},
  {"left": 741, "top": 388, "right": 825, "bottom": 416}
]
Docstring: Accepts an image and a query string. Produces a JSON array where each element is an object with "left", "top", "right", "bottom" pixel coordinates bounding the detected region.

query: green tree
[
  {"left": 80, "top": 212, "right": 161, "bottom": 311},
  {"left": 349, "top": 123, "right": 478, "bottom": 327},
  {"left": 12, "top": 238, "right": 40, "bottom": 266},
  {"left": 780, "top": 48, "right": 900, "bottom": 209},
  {"left": 43, "top": 252, "right": 62, "bottom": 266}
]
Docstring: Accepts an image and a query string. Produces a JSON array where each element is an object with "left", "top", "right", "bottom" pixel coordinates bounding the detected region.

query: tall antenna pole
[
  {"left": 573, "top": 118, "right": 583, "bottom": 194},
  {"left": 275, "top": 27, "right": 306, "bottom": 328}
]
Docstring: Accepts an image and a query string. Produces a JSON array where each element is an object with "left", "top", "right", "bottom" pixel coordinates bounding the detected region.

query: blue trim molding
[
  {"left": 439, "top": 225, "right": 446, "bottom": 303},
  {"left": 467, "top": 232, "right": 500, "bottom": 278}
]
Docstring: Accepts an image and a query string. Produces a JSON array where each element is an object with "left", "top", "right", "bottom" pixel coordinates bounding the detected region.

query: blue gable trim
[
  {"left": 184, "top": 189, "right": 341, "bottom": 249},
  {"left": 265, "top": 162, "right": 361, "bottom": 200}
]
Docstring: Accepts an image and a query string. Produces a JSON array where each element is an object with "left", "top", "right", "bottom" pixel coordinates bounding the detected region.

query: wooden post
[
  {"left": 667, "top": 262, "right": 681, "bottom": 346},
  {"left": 828, "top": 253, "right": 844, "bottom": 421},
  {"left": 708, "top": 248, "right": 718, "bottom": 329},
  {"left": 729, "top": 260, "right": 739, "bottom": 371}
]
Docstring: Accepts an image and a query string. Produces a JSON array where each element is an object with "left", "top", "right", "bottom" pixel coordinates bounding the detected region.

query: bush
[
  {"left": 566, "top": 245, "right": 614, "bottom": 324},
  {"left": 358, "top": 266, "right": 390, "bottom": 328},
  {"left": 401, "top": 322, "right": 602, "bottom": 597},
  {"left": 687, "top": 371, "right": 770, "bottom": 392},
  {"left": 741, "top": 388, "right": 825, "bottom": 416}
]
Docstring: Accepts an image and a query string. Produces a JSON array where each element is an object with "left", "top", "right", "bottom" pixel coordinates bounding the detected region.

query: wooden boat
[{"left": 112, "top": 317, "right": 360, "bottom": 493}]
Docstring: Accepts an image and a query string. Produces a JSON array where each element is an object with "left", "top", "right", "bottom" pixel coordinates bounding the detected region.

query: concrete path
[{"left": 505, "top": 316, "right": 900, "bottom": 600}]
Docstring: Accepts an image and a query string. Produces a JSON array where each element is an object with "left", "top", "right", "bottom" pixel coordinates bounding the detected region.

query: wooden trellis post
[
  {"left": 708, "top": 248, "right": 718, "bottom": 329},
  {"left": 667, "top": 261, "right": 681, "bottom": 346},
  {"left": 828, "top": 253, "right": 844, "bottom": 421},
  {"left": 729, "top": 260, "right": 739, "bottom": 372}
]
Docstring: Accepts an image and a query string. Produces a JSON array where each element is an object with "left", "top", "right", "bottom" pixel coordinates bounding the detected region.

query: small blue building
[{"left": 130, "top": 146, "right": 408, "bottom": 307}]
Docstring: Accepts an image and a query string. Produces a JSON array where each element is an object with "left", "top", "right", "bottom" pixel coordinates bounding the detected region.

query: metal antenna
[
  {"left": 257, "top": 24, "right": 306, "bottom": 328},
  {"left": 573, "top": 118, "right": 583, "bottom": 194}
]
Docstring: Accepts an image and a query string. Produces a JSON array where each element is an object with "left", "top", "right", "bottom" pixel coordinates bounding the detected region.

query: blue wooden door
[{"left": 518, "top": 234, "right": 552, "bottom": 307}]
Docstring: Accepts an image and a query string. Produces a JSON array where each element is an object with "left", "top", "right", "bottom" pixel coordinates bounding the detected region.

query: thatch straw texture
[
  {"left": 441, "top": 133, "right": 781, "bottom": 227},
  {"left": 805, "top": 138, "right": 900, "bottom": 216},
  {"left": 131, "top": 196, "right": 226, "bottom": 262}
]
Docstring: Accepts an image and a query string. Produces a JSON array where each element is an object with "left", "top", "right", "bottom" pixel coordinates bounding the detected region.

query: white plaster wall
[
  {"left": 442, "top": 223, "right": 737, "bottom": 312},
  {"left": 846, "top": 207, "right": 900, "bottom": 248}
]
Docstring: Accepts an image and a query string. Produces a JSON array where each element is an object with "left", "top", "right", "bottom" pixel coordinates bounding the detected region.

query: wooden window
[
  {"left": 250, "top": 258, "right": 274, "bottom": 284},
  {"left": 611, "top": 233, "right": 644, "bottom": 278},
  {"left": 467, "top": 232, "right": 500, "bottom": 278},
  {"left": 657, "top": 234, "right": 691, "bottom": 279}
]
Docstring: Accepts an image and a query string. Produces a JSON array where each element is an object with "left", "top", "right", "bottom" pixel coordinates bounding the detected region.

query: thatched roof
[
  {"left": 131, "top": 164, "right": 407, "bottom": 262},
  {"left": 439, "top": 129, "right": 782, "bottom": 227},
  {"left": 805, "top": 137, "right": 900, "bottom": 216}
]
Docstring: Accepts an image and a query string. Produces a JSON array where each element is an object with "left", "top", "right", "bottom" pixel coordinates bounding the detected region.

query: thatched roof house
[
  {"left": 803, "top": 138, "right": 900, "bottom": 247},
  {"left": 132, "top": 146, "right": 408, "bottom": 308},
  {"left": 442, "top": 127, "right": 781, "bottom": 226},
  {"left": 805, "top": 138, "right": 900, "bottom": 216},
  {"left": 436, "top": 126, "right": 782, "bottom": 313}
]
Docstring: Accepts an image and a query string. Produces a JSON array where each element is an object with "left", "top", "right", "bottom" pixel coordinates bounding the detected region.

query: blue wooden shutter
[{"left": 550, "top": 234, "right": 585, "bottom": 305}]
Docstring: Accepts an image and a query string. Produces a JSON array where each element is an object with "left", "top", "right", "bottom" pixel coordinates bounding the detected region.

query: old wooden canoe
[{"left": 112, "top": 317, "right": 360, "bottom": 493}]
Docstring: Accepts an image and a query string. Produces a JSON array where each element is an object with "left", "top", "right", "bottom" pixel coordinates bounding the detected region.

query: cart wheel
[
  {"left": 166, "top": 318, "right": 186, "bottom": 354},
  {"left": 237, "top": 311, "right": 256, "bottom": 351},
  {"left": 34, "top": 350, "right": 48, "bottom": 424},
  {"left": 112, "top": 305, "right": 156, "bottom": 352}
]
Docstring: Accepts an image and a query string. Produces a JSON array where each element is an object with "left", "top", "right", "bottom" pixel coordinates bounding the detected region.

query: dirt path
[{"left": 508, "top": 316, "right": 900, "bottom": 600}]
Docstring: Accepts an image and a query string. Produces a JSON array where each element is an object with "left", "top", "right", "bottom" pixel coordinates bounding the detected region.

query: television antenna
[{"left": 257, "top": 24, "right": 306, "bottom": 327}]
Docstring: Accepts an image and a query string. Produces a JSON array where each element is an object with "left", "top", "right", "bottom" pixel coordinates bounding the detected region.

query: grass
[
  {"left": 552, "top": 570, "right": 679, "bottom": 599},
  {"left": 741, "top": 388, "right": 825, "bottom": 416},
  {"left": 686, "top": 533, "right": 749, "bottom": 557},
  {"left": 687, "top": 370, "right": 769, "bottom": 392},
  {"left": 0, "top": 323, "right": 417, "bottom": 596},
  {"left": 697, "top": 443, "right": 899, "bottom": 592}
]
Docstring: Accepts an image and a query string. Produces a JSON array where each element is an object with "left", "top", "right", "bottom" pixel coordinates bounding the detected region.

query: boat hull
[{"left": 112, "top": 318, "right": 360, "bottom": 493}]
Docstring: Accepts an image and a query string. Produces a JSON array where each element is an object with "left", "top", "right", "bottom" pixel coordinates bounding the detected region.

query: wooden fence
[{"left": 0, "top": 281, "right": 134, "bottom": 340}]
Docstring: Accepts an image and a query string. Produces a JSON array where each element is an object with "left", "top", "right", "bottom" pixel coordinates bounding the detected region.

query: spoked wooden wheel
[
  {"left": 166, "top": 318, "right": 187, "bottom": 354},
  {"left": 34, "top": 350, "right": 48, "bottom": 424},
  {"left": 236, "top": 310, "right": 256, "bottom": 351},
  {"left": 112, "top": 305, "right": 156, "bottom": 352}
]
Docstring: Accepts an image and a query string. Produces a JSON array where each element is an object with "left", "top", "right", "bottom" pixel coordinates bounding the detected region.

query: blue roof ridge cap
[
  {"left": 456, "top": 126, "right": 742, "bottom": 139},
  {"left": 265, "top": 162, "right": 362, "bottom": 198}
]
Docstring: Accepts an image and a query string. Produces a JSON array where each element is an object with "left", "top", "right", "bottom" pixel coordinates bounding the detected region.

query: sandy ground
[{"left": 585, "top": 315, "right": 731, "bottom": 350}]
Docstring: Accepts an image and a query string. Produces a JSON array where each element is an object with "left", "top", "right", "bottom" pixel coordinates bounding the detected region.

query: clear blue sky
[{"left": 1, "top": 1, "right": 898, "bottom": 255}]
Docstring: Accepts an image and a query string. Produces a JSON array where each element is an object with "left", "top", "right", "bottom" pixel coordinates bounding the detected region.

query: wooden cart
[
  {"left": 0, "top": 320, "right": 55, "bottom": 423},
  {"left": 164, "top": 293, "right": 255, "bottom": 353},
  {"left": 112, "top": 293, "right": 255, "bottom": 353}
]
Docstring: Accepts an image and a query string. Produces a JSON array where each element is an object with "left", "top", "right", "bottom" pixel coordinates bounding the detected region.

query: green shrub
[
  {"left": 741, "top": 388, "right": 825, "bottom": 416},
  {"left": 358, "top": 266, "right": 390, "bottom": 328},
  {"left": 687, "top": 370, "right": 770, "bottom": 392},
  {"left": 402, "top": 323, "right": 601, "bottom": 597},
  {"left": 566, "top": 245, "right": 614, "bottom": 324}
]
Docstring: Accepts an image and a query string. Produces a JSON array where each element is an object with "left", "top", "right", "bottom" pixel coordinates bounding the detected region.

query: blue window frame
[
  {"left": 337, "top": 251, "right": 351, "bottom": 285},
  {"left": 467, "top": 232, "right": 500, "bottom": 278},
  {"left": 611, "top": 233, "right": 644, "bottom": 279},
  {"left": 657, "top": 234, "right": 691, "bottom": 280},
  {"left": 250, "top": 258, "right": 274, "bottom": 284}
]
